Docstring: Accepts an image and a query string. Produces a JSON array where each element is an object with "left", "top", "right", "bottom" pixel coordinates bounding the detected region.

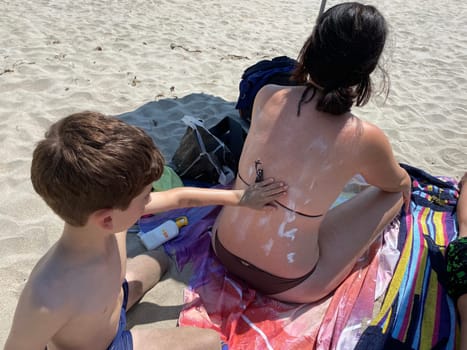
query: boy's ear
[{"left": 89, "top": 209, "right": 114, "bottom": 230}]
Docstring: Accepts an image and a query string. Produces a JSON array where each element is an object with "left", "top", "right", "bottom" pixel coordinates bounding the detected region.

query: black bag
[
  {"left": 171, "top": 116, "right": 248, "bottom": 185},
  {"left": 208, "top": 116, "right": 248, "bottom": 169},
  {"left": 235, "top": 56, "right": 300, "bottom": 123}
]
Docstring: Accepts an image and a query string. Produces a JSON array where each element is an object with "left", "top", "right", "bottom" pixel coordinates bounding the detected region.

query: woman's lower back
[{"left": 213, "top": 204, "right": 321, "bottom": 280}]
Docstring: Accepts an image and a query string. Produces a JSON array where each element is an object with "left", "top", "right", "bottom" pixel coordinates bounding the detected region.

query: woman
[{"left": 212, "top": 2, "right": 411, "bottom": 303}]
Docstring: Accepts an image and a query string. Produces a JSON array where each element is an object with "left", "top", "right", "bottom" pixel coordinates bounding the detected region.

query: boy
[{"left": 4, "top": 112, "right": 287, "bottom": 350}]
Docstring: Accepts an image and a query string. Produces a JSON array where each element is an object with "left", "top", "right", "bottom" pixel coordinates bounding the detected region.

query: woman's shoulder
[
  {"left": 348, "top": 117, "right": 396, "bottom": 165},
  {"left": 345, "top": 113, "right": 384, "bottom": 135},
  {"left": 359, "top": 118, "right": 389, "bottom": 142},
  {"left": 337, "top": 115, "right": 390, "bottom": 156},
  {"left": 256, "top": 84, "right": 307, "bottom": 108},
  {"left": 256, "top": 84, "right": 289, "bottom": 100},
  {"left": 252, "top": 85, "right": 293, "bottom": 116}
]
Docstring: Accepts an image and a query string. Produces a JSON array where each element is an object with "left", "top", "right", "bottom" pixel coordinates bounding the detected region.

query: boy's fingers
[
  {"left": 262, "top": 186, "right": 283, "bottom": 194},
  {"left": 260, "top": 190, "right": 284, "bottom": 199},
  {"left": 262, "top": 203, "right": 277, "bottom": 211},
  {"left": 258, "top": 178, "right": 275, "bottom": 186},
  {"left": 268, "top": 183, "right": 287, "bottom": 192},
  {"left": 258, "top": 178, "right": 287, "bottom": 188},
  {"left": 262, "top": 182, "right": 287, "bottom": 190},
  {"left": 267, "top": 188, "right": 287, "bottom": 196}
]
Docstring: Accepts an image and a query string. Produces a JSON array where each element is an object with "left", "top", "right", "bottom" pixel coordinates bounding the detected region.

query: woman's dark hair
[{"left": 293, "top": 2, "right": 388, "bottom": 115}]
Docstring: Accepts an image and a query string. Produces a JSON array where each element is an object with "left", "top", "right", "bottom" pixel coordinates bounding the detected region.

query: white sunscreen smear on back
[
  {"left": 259, "top": 215, "right": 271, "bottom": 227},
  {"left": 248, "top": 165, "right": 254, "bottom": 178},
  {"left": 277, "top": 211, "right": 297, "bottom": 240},
  {"left": 235, "top": 214, "right": 253, "bottom": 241},
  {"left": 262, "top": 238, "right": 274, "bottom": 256},
  {"left": 287, "top": 252, "right": 296, "bottom": 263},
  {"left": 278, "top": 223, "right": 298, "bottom": 240}
]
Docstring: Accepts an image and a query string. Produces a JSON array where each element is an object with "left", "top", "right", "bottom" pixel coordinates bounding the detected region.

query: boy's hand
[{"left": 239, "top": 178, "right": 287, "bottom": 210}]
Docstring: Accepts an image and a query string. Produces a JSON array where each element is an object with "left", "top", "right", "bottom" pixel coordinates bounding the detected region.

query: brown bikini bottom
[{"left": 213, "top": 232, "right": 317, "bottom": 295}]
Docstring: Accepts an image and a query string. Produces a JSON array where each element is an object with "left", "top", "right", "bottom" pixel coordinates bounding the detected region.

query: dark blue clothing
[{"left": 107, "top": 280, "right": 133, "bottom": 350}]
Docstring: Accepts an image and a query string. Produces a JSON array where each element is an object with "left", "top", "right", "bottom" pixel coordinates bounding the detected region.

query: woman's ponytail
[{"left": 316, "top": 87, "right": 356, "bottom": 115}]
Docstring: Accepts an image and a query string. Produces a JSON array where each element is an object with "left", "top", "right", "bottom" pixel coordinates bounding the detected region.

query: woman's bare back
[{"left": 215, "top": 86, "right": 364, "bottom": 275}]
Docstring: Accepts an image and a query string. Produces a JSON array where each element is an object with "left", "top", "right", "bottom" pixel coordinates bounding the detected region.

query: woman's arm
[
  {"left": 144, "top": 178, "right": 287, "bottom": 215},
  {"left": 358, "top": 122, "right": 411, "bottom": 207}
]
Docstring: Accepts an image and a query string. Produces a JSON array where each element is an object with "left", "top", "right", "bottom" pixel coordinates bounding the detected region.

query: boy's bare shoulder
[
  {"left": 24, "top": 253, "right": 80, "bottom": 313},
  {"left": 4, "top": 252, "right": 79, "bottom": 350},
  {"left": 27, "top": 239, "right": 110, "bottom": 307},
  {"left": 27, "top": 241, "right": 122, "bottom": 309}
]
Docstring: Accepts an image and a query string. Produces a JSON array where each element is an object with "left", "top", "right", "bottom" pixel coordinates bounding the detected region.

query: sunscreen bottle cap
[{"left": 175, "top": 216, "right": 189, "bottom": 229}]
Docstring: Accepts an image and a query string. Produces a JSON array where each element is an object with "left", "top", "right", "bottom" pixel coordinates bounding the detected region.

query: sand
[{"left": 1, "top": 0, "right": 466, "bottom": 346}]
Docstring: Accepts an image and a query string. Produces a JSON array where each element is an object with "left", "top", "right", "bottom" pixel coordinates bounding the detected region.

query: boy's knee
[
  {"left": 152, "top": 248, "right": 169, "bottom": 275},
  {"left": 197, "top": 329, "right": 221, "bottom": 349},
  {"left": 139, "top": 248, "right": 169, "bottom": 274},
  {"left": 126, "top": 249, "right": 170, "bottom": 287}
]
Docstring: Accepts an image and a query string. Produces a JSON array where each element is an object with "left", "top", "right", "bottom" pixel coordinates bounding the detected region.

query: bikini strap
[
  {"left": 237, "top": 172, "right": 323, "bottom": 218},
  {"left": 273, "top": 200, "right": 323, "bottom": 218},
  {"left": 297, "top": 85, "right": 317, "bottom": 116}
]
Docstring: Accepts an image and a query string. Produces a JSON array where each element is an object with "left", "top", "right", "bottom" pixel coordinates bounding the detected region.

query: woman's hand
[
  {"left": 401, "top": 170, "right": 412, "bottom": 213},
  {"left": 239, "top": 178, "right": 287, "bottom": 210}
]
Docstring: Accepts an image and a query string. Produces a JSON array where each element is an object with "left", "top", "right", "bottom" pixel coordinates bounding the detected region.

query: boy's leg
[
  {"left": 131, "top": 326, "right": 221, "bottom": 350},
  {"left": 125, "top": 249, "right": 221, "bottom": 350},
  {"left": 125, "top": 248, "right": 169, "bottom": 310}
]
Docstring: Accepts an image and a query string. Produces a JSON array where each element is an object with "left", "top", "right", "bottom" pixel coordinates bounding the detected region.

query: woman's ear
[{"left": 89, "top": 209, "right": 114, "bottom": 230}]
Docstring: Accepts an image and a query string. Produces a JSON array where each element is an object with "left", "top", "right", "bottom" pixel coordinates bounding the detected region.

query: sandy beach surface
[{"left": 1, "top": 0, "right": 466, "bottom": 347}]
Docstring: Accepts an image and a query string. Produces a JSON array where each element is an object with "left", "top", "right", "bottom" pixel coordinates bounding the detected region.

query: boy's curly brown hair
[{"left": 31, "top": 111, "right": 164, "bottom": 226}]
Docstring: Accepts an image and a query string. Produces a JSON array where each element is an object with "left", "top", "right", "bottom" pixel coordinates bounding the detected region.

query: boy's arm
[
  {"left": 5, "top": 286, "right": 69, "bottom": 350},
  {"left": 144, "top": 178, "right": 287, "bottom": 215}
]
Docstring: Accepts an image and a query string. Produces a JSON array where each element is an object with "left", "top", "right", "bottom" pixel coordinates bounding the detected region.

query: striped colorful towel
[{"left": 356, "top": 164, "right": 459, "bottom": 350}]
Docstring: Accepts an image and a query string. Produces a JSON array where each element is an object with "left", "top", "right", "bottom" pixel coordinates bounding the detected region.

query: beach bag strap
[
  {"left": 207, "top": 116, "right": 249, "bottom": 168},
  {"left": 171, "top": 116, "right": 237, "bottom": 185}
]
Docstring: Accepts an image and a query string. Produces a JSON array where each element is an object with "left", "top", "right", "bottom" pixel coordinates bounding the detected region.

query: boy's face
[{"left": 112, "top": 183, "right": 153, "bottom": 232}]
